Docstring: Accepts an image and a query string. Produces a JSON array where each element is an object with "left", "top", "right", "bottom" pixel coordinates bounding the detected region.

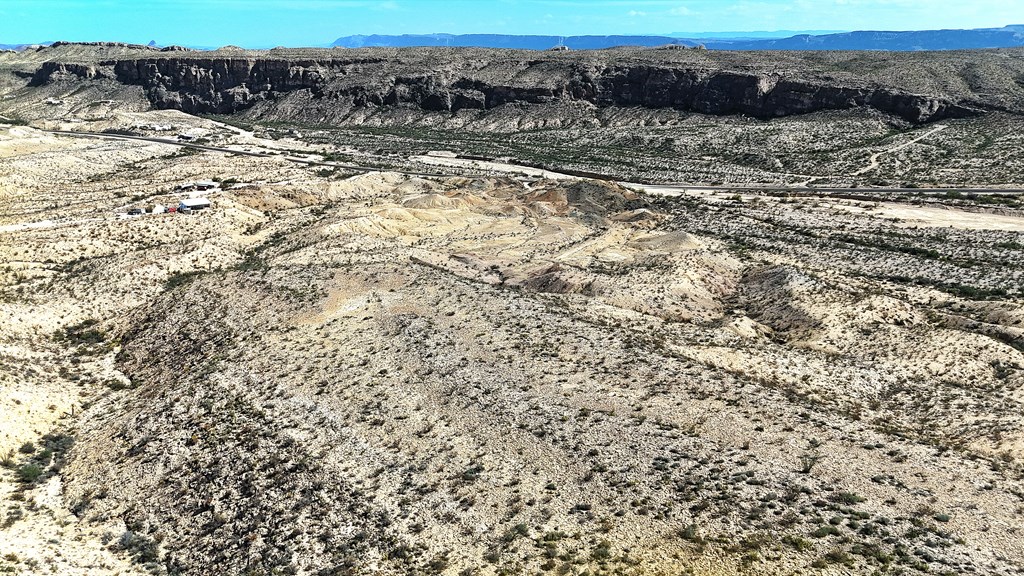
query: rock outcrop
[
  {"left": 27, "top": 50, "right": 984, "bottom": 123},
  {"left": 110, "top": 58, "right": 331, "bottom": 113},
  {"left": 29, "top": 61, "right": 107, "bottom": 85}
]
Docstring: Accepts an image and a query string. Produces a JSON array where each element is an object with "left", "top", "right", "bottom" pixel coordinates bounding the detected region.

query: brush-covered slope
[
  {"left": 2, "top": 99, "right": 1024, "bottom": 576},
  {"left": 42, "top": 171, "right": 1024, "bottom": 576}
]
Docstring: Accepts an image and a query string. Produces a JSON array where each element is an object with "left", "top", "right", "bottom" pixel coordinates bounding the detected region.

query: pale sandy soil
[
  {"left": 0, "top": 119, "right": 263, "bottom": 576},
  {"left": 0, "top": 111, "right": 1022, "bottom": 576},
  {"left": 640, "top": 186, "right": 1024, "bottom": 232},
  {"left": 0, "top": 455, "right": 143, "bottom": 575},
  {"left": 410, "top": 154, "right": 578, "bottom": 179},
  {"left": 834, "top": 201, "right": 1024, "bottom": 231}
]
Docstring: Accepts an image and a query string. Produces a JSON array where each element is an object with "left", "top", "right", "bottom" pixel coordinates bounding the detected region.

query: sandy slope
[{"left": 0, "top": 112, "right": 1022, "bottom": 575}]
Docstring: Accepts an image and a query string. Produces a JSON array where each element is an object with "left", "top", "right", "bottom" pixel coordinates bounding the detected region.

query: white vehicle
[{"left": 178, "top": 198, "right": 211, "bottom": 212}]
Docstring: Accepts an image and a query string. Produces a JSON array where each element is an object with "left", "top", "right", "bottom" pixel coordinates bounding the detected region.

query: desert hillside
[
  {"left": 0, "top": 107, "right": 1022, "bottom": 575},
  {"left": 6, "top": 44, "right": 1024, "bottom": 188}
]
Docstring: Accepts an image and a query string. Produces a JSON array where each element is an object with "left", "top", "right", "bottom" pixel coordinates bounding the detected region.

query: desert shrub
[
  {"left": 678, "top": 524, "right": 704, "bottom": 544},
  {"left": 831, "top": 491, "right": 865, "bottom": 505},
  {"left": 483, "top": 549, "right": 501, "bottom": 563},
  {"left": 15, "top": 464, "right": 43, "bottom": 484},
  {"left": 811, "top": 525, "right": 841, "bottom": 538},
  {"left": 799, "top": 454, "right": 820, "bottom": 473},
  {"left": 591, "top": 540, "right": 612, "bottom": 561},
  {"left": 782, "top": 534, "right": 813, "bottom": 551},
  {"left": 40, "top": 433, "right": 74, "bottom": 471},
  {"left": 59, "top": 319, "right": 105, "bottom": 345},
  {"left": 116, "top": 531, "right": 159, "bottom": 564},
  {"left": 163, "top": 270, "right": 205, "bottom": 291},
  {"left": 104, "top": 379, "right": 129, "bottom": 391},
  {"left": 542, "top": 531, "right": 567, "bottom": 542},
  {"left": 501, "top": 523, "right": 529, "bottom": 542},
  {"left": 461, "top": 463, "right": 484, "bottom": 482},
  {"left": 426, "top": 554, "right": 449, "bottom": 571},
  {"left": 824, "top": 549, "right": 855, "bottom": 567}
]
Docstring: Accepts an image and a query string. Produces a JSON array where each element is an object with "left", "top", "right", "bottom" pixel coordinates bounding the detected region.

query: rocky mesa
[{"left": 21, "top": 45, "right": 993, "bottom": 123}]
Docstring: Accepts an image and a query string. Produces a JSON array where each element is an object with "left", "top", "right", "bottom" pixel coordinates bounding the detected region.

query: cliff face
[
  {"left": 592, "top": 66, "right": 978, "bottom": 122},
  {"left": 29, "top": 54, "right": 982, "bottom": 123},
  {"left": 30, "top": 61, "right": 107, "bottom": 85},
  {"left": 110, "top": 58, "right": 332, "bottom": 113}
]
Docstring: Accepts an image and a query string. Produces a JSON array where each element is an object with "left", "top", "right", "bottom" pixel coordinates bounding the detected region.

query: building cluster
[{"left": 124, "top": 181, "right": 218, "bottom": 217}]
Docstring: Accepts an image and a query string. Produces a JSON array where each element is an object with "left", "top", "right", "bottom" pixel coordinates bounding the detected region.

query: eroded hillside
[
  {"left": 1, "top": 113, "right": 1023, "bottom": 575},
  {"left": 5, "top": 44, "right": 1024, "bottom": 189}
]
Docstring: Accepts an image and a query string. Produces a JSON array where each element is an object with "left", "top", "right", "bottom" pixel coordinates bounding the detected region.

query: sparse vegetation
[{"left": 1, "top": 45, "right": 1023, "bottom": 576}]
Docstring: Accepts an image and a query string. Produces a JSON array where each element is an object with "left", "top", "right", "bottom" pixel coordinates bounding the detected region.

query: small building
[
  {"left": 194, "top": 181, "right": 218, "bottom": 191},
  {"left": 178, "top": 198, "right": 211, "bottom": 212}
]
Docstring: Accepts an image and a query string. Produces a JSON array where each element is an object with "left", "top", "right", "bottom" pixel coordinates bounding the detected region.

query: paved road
[
  {"left": 46, "top": 130, "right": 1024, "bottom": 196},
  {"left": 642, "top": 184, "right": 1024, "bottom": 195}
]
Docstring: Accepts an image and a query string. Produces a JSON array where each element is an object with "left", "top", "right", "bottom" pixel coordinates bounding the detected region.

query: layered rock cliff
[{"left": 27, "top": 51, "right": 986, "bottom": 123}]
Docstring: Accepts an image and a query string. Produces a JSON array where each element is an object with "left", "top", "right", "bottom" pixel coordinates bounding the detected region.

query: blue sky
[{"left": 2, "top": 0, "right": 1022, "bottom": 47}]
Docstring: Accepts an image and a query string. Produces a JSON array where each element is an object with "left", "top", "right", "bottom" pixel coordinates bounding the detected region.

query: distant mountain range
[
  {"left": 331, "top": 34, "right": 693, "bottom": 50},
  {"left": 665, "top": 30, "right": 846, "bottom": 39},
  {"left": 331, "top": 25, "right": 1024, "bottom": 51},
  {"left": 0, "top": 42, "right": 51, "bottom": 51},
  {"left": 6, "top": 25, "right": 1024, "bottom": 53},
  {"left": 708, "top": 25, "right": 1024, "bottom": 50}
]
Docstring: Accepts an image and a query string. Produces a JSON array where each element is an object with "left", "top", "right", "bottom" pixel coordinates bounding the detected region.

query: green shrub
[
  {"left": 811, "top": 525, "right": 841, "bottom": 538},
  {"left": 461, "top": 464, "right": 484, "bottom": 482},
  {"left": 824, "top": 549, "right": 855, "bottom": 567},
  {"left": 15, "top": 464, "right": 43, "bottom": 484},
  {"left": 104, "top": 379, "right": 129, "bottom": 391},
  {"left": 591, "top": 540, "right": 612, "bottom": 562},
  {"left": 542, "top": 531, "right": 567, "bottom": 542},
  {"left": 831, "top": 491, "right": 865, "bottom": 505},
  {"left": 783, "top": 534, "right": 813, "bottom": 551},
  {"left": 501, "top": 523, "right": 528, "bottom": 542},
  {"left": 116, "top": 531, "right": 159, "bottom": 563}
]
